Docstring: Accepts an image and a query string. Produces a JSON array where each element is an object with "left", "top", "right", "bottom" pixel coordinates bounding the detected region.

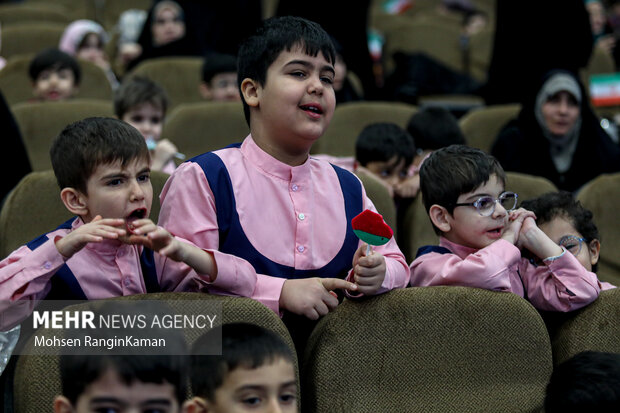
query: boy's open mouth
[
  {"left": 126, "top": 208, "right": 147, "bottom": 231},
  {"left": 299, "top": 103, "right": 323, "bottom": 115},
  {"left": 487, "top": 227, "right": 503, "bottom": 236}
]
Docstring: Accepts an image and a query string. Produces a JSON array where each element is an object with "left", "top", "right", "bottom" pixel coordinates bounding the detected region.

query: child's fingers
[{"left": 320, "top": 277, "right": 358, "bottom": 292}]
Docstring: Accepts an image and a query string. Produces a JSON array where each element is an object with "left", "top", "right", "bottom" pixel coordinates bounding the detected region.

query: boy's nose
[
  {"left": 129, "top": 180, "right": 145, "bottom": 201},
  {"left": 492, "top": 200, "right": 507, "bottom": 218},
  {"left": 307, "top": 75, "right": 324, "bottom": 95}
]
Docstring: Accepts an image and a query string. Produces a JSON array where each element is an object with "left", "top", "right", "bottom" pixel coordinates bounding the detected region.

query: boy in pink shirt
[
  {"left": 157, "top": 16, "right": 409, "bottom": 332},
  {"left": 409, "top": 145, "right": 604, "bottom": 312},
  {"left": 0, "top": 117, "right": 220, "bottom": 330}
]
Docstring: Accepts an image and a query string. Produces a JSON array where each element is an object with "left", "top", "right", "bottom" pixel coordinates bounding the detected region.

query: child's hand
[
  {"left": 351, "top": 244, "right": 387, "bottom": 295},
  {"left": 151, "top": 139, "right": 179, "bottom": 171},
  {"left": 279, "top": 277, "right": 358, "bottom": 320},
  {"left": 55, "top": 215, "right": 126, "bottom": 259},
  {"left": 123, "top": 219, "right": 185, "bottom": 260},
  {"left": 393, "top": 174, "right": 420, "bottom": 199},
  {"left": 519, "top": 216, "right": 563, "bottom": 259},
  {"left": 501, "top": 208, "right": 536, "bottom": 246}
]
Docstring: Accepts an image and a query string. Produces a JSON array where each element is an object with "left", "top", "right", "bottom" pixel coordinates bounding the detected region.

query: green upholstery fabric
[
  {"left": 0, "top": 23, "right": 65, "bottom": 60},
  {"left": 0, "top": 3, "right": 70, "bottom": 27},
  {"left": 576, "top": 172, "right": 620, "bottom": 285},
  {"left": 11, "top": 99, "right": 114, "bottom": 171},
  {"left": 161, "top": 101, "right": 249, "bottom": 160},
  {"left": 0, "top": 54, "right": 114, "bottom": 106},
  {"left": 355, "top": 171, "right": 397, "bottom": 237},
  {"left": 0, "top": 170, "right": 170, "bottom": 258},
  {"left": 505, "top": 171, "right": 558, "bottom": 206},
  {"left": 302, "top": 287, "right": 553, "bottom": 413},
  {"left": 314, "top": 101, "right": 417, "bottom": 156},
  {"left": 399, "top": 195, "right": 438, "bottom": 263},
  {"left": 459, "top": 104, "right": 521, "bottom": 153},
  {"left": 545, "top": 288, "right": 620, "bottom": 366},
  {"left": 13, "top": 293, "right": 296, "bottom": 413},
  {"left": 127, "top": 57, "right": 204, "bottom": 112}
]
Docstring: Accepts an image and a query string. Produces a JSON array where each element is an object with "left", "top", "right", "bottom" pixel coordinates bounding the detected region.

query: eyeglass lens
[
  {"left": 477, "top": 193, "right": 517, "bottom": 215},
  {"left": 559, "top": 235, "right": 583, "bottom": 255}
]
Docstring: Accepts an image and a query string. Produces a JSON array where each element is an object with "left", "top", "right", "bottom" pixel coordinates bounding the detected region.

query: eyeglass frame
[
  {"left": 558, "top": 235, "right": 588, "bottom": 256},
  {"left": 452, "top": 191, "right": 518, "bottom": 216}
]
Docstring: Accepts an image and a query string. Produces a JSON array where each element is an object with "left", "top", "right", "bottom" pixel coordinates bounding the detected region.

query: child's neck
[{"left": 252, "top": 133, "right": 310, "bottom": 167}]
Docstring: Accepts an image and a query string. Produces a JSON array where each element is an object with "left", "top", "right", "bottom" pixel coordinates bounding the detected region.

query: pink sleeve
[
  {"left": 520, "top": 251, "right": 601, "bottom": 312},
  {"left": 409, "top": 239, "right": 520, "bottom": 290},
  {"left": 157, "top": 162, "right": 285, "bottom": 313},
  {"left": 0, "top": 239, "right": 65, "bottom": 329}
]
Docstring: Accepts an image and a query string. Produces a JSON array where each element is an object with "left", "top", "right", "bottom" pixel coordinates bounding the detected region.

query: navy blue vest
[
  {"left": 189, "top": 145, "right": 363, "bottom": 280},
  {"left": 27, "top": 217, "right": 160, "bottom": 300}
]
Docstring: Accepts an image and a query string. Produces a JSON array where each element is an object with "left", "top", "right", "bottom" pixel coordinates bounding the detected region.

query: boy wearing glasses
[{"left": 409, "top": 145, "right": 603, "bottom": 312}]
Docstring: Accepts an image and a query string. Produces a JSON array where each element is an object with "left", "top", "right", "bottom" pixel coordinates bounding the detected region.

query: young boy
[
  {"left": 0, "top": 117, "right": 220, "bottom": 331},
  {"left": 409, "top": 144, "right": 603, "bottom": 312},
  {"left": 53, "top": 305, "right": 189, "bottom": 413},
  {"left": 114, "top": 75, "right": 180, "bottom": 174},
  {"left": 198, "top": 52, "right": 241, "bottom": 102},
  {"left": 157, "top": 17, "right": 409, "bottom": 324},
  {"left": 184, "top": 322, "right": 298, "bottom": 413},
  {"left": 520, "top": 191, "right": 615, "bottom": 289},
  {"left": 29, "top": 48, "right": 81, "bottom": 102}
]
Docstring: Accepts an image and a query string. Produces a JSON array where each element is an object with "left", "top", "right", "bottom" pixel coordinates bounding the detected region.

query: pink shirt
[
  {"left": 0, "top": 218, "right": 219, "bottom": 330},
  {"left": 409, "top": 237, "right": 605, "bottom": 312},
  {"left": 158, "top": 135, "right": 410, "bottom": 314}
]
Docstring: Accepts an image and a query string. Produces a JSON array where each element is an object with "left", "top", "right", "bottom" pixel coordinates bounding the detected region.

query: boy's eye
[
  {"left": 279, "top": 393, "right": 297, "bottom": 404},
  {"left": 138, "top": 173, "right": 151, "bottom": 183},
  {"left": 380, "top": 169, "right": 391, "bottom": 177},
  {"left": 290, "top": 71, "right": 306, "bottom": 78},
  {"left": 476, "top": 197, "right": 494, "bottom": 210},
  {"left": 107, "top": 178, "right": 123, "bottom": 186},
  {"left": 130, "top": 115, "right": 144, "bottom": 123},
  {"left": 242, "top": 396, "right": 261, "bottom": 406},
  {"left": 150, "top": 117, "right": 162, "bottom": 124},
  {"left": 321, "top": 75, "right": 334, "bottom": 84},
  {"left": 94, "top": 408, "right": 119, "bottom": 413}
]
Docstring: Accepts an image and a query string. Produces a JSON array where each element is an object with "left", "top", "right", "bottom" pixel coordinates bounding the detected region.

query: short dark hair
[
  {"left": 521, "top": 191, "right": 601, "bottom": 271},
  {"left": 420, "top": 144, "right": 505, "bottom": 234},
  {"left": 190, "top": 323, "right": 295, "bottom": 401},
  {"left": 406, "top": 107, "right": 465, "bottom": 151},
  {"left": 114, "top": 75, "right": 169, "bottom": 118},
  {"left": 202, "top": 52, "right": 238, "bottom": 83},
  {"left": 355, "top": 122, "right": 416, "bottom": 167},
  {"left": 545, "top": 351, "right": 620, "bottom": 412},
  {"left": 237, "top": 16, "right": 336, "bottom": 126},
  {"left": 28, "top": 47, "right": 81, "bottom": 85},
  {"left": 50, "top": 117, "right": 149, "bottom": 194}
]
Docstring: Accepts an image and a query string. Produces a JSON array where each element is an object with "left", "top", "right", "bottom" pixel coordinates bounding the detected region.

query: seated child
[
  {"left": 0, "top": 117, "right": 222, "bottom": 331},
  {"left": 53, "top": 306, "right": 189, "bottom": 413},
  {"left": 28, "top": 48, "right": 81, "bottom": 102},
  {"left": 185, "top": 322, "right": 298, "bottom": 413},
  {"left": 199, "top": 52, "right": 241, "bottom": 102},
  {"left": 409, "top": 144, "right": 603, "bottom": 312},
  {"left": 405, "top": 106, "right": 466, "bottom": 169},
  {"left": 545, "top": 350, "right": 620, "bottom": 412},
  {"left": 157, "top": 16, "right": 409, "bottom": 325},
  {"left": 520, "top": 191, "right": 615, "bottom": 289},
  {"left": 114, "top": 75, "right": 181, "bottom": 174}
]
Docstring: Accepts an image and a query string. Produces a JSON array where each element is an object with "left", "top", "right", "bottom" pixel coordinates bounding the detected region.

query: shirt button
[
  {"left": 291, "top": 184, "right": 299, "bottom": 192},
  {"left": 298, "top": 213, "right": 305, "bottom": 221},
  {"left": 124, "top": 278, "right": 131, "bottom": 287},
  {"left": 43, "top": 261, "right": 52, "bottom": 270},
  {"left": 297, "top": 245, "right": 305, "bottom": 253}
]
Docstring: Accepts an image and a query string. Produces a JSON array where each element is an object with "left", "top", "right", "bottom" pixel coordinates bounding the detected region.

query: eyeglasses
[
  {"left": 558, "top": 235, "right": 587, "bottom": 256},
  {"left": 453, "top": 191, "right": 518, "bottom": 216}
]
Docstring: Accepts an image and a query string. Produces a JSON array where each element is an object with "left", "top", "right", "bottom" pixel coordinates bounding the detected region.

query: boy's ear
[
  {"left": 240, "top": 78, "right": 259, "bottom": 108},
  {"left": 53, "top": 395, "right": 74, "bottom": 413},
  {"left": 429, "top": 204, "right": 452, "bottom": 233},
  {"left": 183, "top": 396, "right": 209, "bottom": 413},
  {"left": 588, "top": 239, "right": 601, "bottom": 267},
  {"left": 199, "top": 82, "right": 212, "bottom": 99},
  {"left": 60, "top": 187, "right": 89, "bottom": 216}
]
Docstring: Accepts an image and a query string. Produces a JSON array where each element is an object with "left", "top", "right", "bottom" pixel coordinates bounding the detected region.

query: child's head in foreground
[
  {"left": 29, "top": 48, "right": 81, "bottom": 101},
  {"left": 521, "top": 191, "right": 601, "bottom": 272},
  {"left": 186, "top": 322, "right": 298, "bottom": 413},
  {"left": 50, "top": 117, "right": 152, "bottom": 224},
  {"left": 199, "top": 52, "right": 240, "bottom": 102},
  {"left": 114, "top": 75, "right": 169, "bottom": 143},
  {"left": 545, "top": 350, "right": 620, "bottom": 413},
  {"left": 420, "top": 144, "right": 516, "bottom": 249},
  {"left": 355, "top": 122, "right": 416, "bottom": 192},
  {"left": 236, "top": 15, "right": 336, "bottom": 144}
]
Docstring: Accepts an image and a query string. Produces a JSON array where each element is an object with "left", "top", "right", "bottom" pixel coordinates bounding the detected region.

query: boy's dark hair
[
  {"left": 28, "top": 47, "right": 82, "bottom": 85},
  {"left": 545, "top": 351, "right": 620, "bottom": 412},
  {"left": 406, "top": 107, "right": 466, "bottom": 151},
  {"left": 202, "top": 52, "right": 238, "bottom": 83},
  {"left": 190, "top": 322, "right": 295, "bottom": 401},
  {"left": 521, "top": 191, "right": 601, "bottom": 271},
  {"left": 50, "top": 117, "right": 149, "bottom": 194},
  {"left": 355, "top": 122, "right": 416, "bottom": 167},
  {"left": 114, "top": 75, "right": 169, "bottom": 118},
  {"left": 420, "top": 144, "right": 505, "bottom": 235},
  {"left": 237, "top": 16, "right": 336, "bottom": 126}
]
